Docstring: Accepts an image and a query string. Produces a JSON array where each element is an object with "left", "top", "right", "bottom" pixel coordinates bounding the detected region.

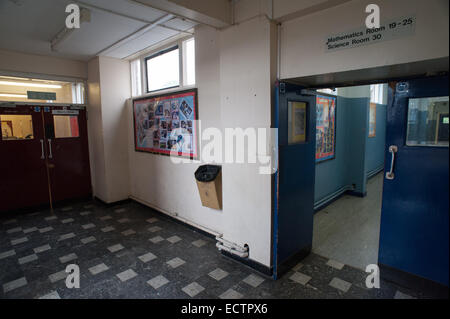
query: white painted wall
[
  {"left": 127, "top": 17, "right": 275, "bottom": 267},
  {"left": 280, "top": 0, "right": 449, "bottom": 79},
  {"left": 0, "top": 49, "right": 87, "bottom": 79},
  {"left": 88, "top": 56, "right": 131, "bottom": 203}
]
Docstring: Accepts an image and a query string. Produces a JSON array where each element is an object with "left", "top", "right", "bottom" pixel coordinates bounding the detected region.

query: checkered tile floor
[{"left": 0, "top": 200, "right": 440, "bottom": 299}]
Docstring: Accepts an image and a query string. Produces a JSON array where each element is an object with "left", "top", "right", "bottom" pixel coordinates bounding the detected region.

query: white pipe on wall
[
  {"left": 216, "top": 235, "right": 248, "bottom": 253},
  {"left": 216, "top": 242, "right": 249, "bottom": 258}
]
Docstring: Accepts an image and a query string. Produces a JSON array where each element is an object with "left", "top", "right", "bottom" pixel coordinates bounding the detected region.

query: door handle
[
  {"left": 40, "top": 139, "right": 45, "bottom": 159},
  {"left": 48, "top": 139, "right": 53, "bottom": 159},
  {"left": 386, "top": 145, "right": 398, "bottom": 180}
]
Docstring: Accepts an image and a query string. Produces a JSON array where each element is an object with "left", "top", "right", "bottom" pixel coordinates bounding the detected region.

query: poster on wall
[
  {"left": 133, "top": 89, "right": 198, "bottom": 159},
  {"left": 316, "top": 95, "right": 336, "bottom": 162},
  {"left": 289, "top": 101, "right": 307, "bottom": 144},
  {"left": 369, "top": 103, "right": 377, "bottom": 137}
]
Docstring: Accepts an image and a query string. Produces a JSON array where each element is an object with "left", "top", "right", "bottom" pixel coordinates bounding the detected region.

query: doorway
[
  {"left": 311, "top": 83, "right": 387, "bottom": 270},
  {"left": 0, "top": 104, "right": 92, "bottom": 213},
  {"left": 274, "top": 75, "right": 449, "bottom": 289}
]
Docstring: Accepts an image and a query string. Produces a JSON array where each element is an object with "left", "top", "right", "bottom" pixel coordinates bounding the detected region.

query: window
[
  {"left": 71, "top": 83, "right": 85, "bottom": 104},
  {"left": 131, "top": 59, "right": 142, "bottom": 97},
  {"left": 0, "top": 115, "right": 34, "bottom": 140},
  {"left": 145, "top": 46, "right": 180, "bottom": 92},
  {"left": 53, "top": 115, "right": 79, "bottom": 138},
  {"left": 183, "top": 38, "right": 195, "bottom": 86},
  {"left": 370, "top": 84, "right": 385, "bottom": 104},
  {"left": 406, "top": 96, "right": 449, "bottom": 147}
]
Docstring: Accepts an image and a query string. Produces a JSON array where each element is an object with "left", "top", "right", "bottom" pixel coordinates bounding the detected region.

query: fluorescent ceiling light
[
  {"left": 0, "top": 81, "right": 62, "bottom": 89},
  {"left": 0, "top": 93, "right": 28, "bottom": 98}
]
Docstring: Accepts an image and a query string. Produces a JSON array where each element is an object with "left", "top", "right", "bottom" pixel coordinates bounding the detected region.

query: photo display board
[
  {"left": 133, "top": 89, "right": 198, "bottom": 159},
  {"left": 316, "top": 95, "right": 336, "bottom": 162}
]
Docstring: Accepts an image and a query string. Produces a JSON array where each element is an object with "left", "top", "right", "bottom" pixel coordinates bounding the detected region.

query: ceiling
[{"left": 0, "top": 0, "right": 196, "bottom": 61}]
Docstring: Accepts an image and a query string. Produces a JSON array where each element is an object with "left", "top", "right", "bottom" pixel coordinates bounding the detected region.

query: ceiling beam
[
  {"left": 72, "top": 0, "right": 193, "bottom": 35},
  {"left": 130, "top": 0, "right": 232, "bottom": 29},
  {"left": 96, "top": 14, "right": 174, "bottom": 56}
]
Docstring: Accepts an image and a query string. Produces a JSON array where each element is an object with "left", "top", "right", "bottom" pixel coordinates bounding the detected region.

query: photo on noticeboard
[{"left": 133, "top": 89, "right": 198, "bottom": 159}]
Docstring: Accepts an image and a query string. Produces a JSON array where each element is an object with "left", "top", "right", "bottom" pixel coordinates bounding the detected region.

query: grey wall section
[
  {"left": 314, "top": 97, "right": 369, "bottom": 207},
  {"left": 365, "top": 104, "right": 387, "bottom": 177}
]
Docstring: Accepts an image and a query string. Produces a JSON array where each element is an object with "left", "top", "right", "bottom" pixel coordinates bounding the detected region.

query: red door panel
[
  {"left": 0, "top": 105, "right": 50, "bottom": 212},
  {"left": 43, "top": 107, "right": 92, "bottom": 203}
]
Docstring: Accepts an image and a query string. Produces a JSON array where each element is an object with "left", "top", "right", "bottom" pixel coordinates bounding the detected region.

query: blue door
[
  {"left": 273, "top": 82, "right": 316, "bottom": 277},
  {"left": 379, "top": 76, "right": 449, "bottom": 286}
]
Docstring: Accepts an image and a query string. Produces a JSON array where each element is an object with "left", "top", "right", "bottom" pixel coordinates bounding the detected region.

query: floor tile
[
  {"left": 58, "top": 233, "right": 76, "bottom": 241},
  {"left": 326, "top": 259, "right": 345, "bottom": 270},
  {"left": 107, "top": 244, "right": 124, "bottom": 253},
  {"left": 0, "top": 250, "right": 16, "bottom": 260},
  {"left": 116, "top": 269, "right": 138, "bottom": 282},
  {"left": 182, "top": 282, "right": 205, "bottom": 297},
  {"left": 3, "top": 277, "right": 27, "bottom": 293},
  {"left": 219, "top": 288, "right": 243, "bottom": 299},
  {"left": 11, "top": 237, "right": 28, "bottom": 246},
  {"left": 23, "top": 227, "right": 38, "bottom": 234},
  {"left": 49, "top": 270, "right": 68, "bottom": 283},
  {"left": 80, "top": 236, "right": 96, "bottom": 244},
  {"left": 89, "top": 263, "right": 109, "bottom": 275},
  {"left": 138, "top": 252, "right": 157, "bottom": 263},
  {"left": 394, "top": 290, "right": 416, "bottom": 299},
  {"left": 34, "top": 244, "right": 51, "bottom": 254},
  {"left": 242, "top": 274, "right": 265, "bottom": 288},
  {"left": 38, "top": 291, "right": 61, "bottom": 299},
  {"left": 148, "top": 226, "right": 162, "bottom": 233},
  {"left": 59, "top": 253, "right": 78, "bottom": 264},
  {"left": 208, "top": 268, "right": 229, "bottom": 281},
  {"left": 39, "top": 226, "right": 53, "bottom": 234},
  {"left": 6, "top": 227, "right": 22, "bottom": 234},
  {"left": 149, "top": 236, "right": 164, "bottom": 243},
  {"left": 101, "top": 226, "right": 115, "bottom": 233},
  {"left": 167, "top": 235, "right": 182, "bottom": 244},
  {"left": 167, "top": 257, "right": 185, "bottom": 269},
  {"left": 329, "top": 277, "right": 352, "bottom": 293},
  {"left": 81, "top": 223, "right": 96, "bottom": 230},
  {"left": 289, "top": 272, "right": 311, "bottom": 285},
  {"left": 192, "top": 239, "right": 207, "bottom": 248},
  {"left": 147, "top": 275, "right": 169, "bottom": 289},
  {"left": 18, "top": 254, "right": 38, "bottom": 265},
  {"left": 121, "top": 229, "right": 136, "bottom": 236}
]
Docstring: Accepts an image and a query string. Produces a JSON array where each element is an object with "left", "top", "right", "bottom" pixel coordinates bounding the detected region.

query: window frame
[
  {"left": 131, "top": 36, "right": 196, "bottom": 99},
  {"left": 144, "top": 45, "right": 181, "bottom": 94}
]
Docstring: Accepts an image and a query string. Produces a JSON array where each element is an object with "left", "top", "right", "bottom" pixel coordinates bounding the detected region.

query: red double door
[{"left": 0, "top": 105, "right": 92, "bottom": 212}]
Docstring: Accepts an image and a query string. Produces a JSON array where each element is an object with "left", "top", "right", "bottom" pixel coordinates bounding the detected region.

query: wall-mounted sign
[
  {"left": 326, "top": 15, "right": 416, "bottom": 52},
  {"left": 52, "top": 110, "right": 79, "bottom": 115},
  {"left": 27, "top": 91, "right": 57, "bottom": 100}
]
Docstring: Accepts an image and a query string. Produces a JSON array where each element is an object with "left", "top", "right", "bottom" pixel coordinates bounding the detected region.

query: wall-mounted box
[{"left": 195, "top": 165, "right": 222, "bottom": 210}]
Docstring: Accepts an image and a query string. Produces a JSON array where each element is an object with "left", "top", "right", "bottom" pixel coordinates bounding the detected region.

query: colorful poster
[
  {"left": 290, "top": 101, "right": 307, "bottom": 144},
  {"left": 316, "top": 95, "right": 336, "bottom": 162},
  {"left": 369, "top": 103, "right": 376, "bottom": 137},
  {"left": 133, "top": 89, "right": 198, "bottom": 159}
]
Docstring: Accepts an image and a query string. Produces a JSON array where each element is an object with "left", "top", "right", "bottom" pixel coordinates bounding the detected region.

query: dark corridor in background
[{"left": 0, "top": 105, "right": 91, "bottom": 212}]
